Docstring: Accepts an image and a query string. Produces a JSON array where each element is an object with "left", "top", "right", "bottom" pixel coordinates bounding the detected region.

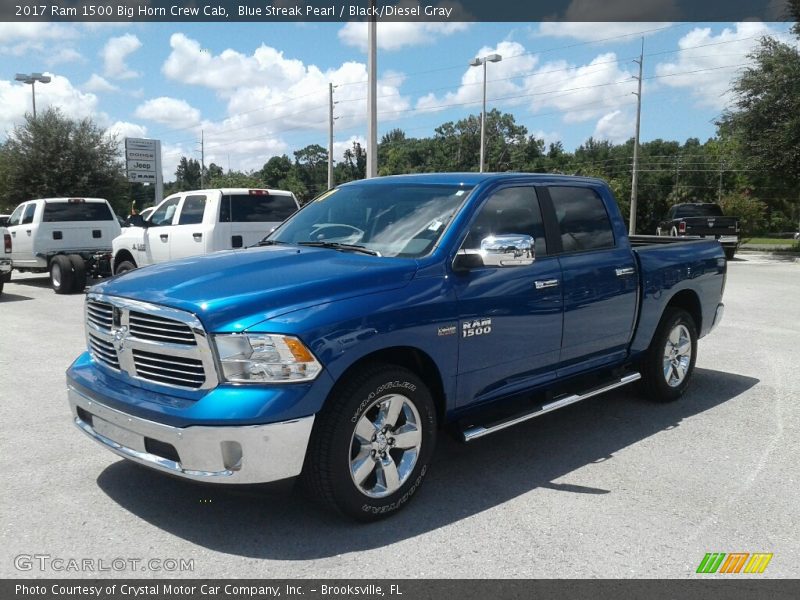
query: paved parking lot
[{"left": 1, "top": 253, "right": 798, "bottom": 579}]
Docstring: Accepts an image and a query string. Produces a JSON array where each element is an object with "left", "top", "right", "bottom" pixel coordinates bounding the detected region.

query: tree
[
  {"left": 174, "top": 157, "right": 202, "bottom": 191},
  {"left": 717, "top": 35, "right": 800, "bottom": 223},
  {"left": 0, "top": 108, "right": 127, "bottom": 214},
  {"left": 260, "top": 155, "right": 294, "bottom": 188}
]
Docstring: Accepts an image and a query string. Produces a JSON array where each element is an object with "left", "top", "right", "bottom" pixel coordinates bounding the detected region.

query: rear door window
[
  {"left": 549, "top": 186, "right": 615, "bottom": 252},
  {"left": 42, "top": 201, "right": 113, "bottom": 222},
  {"left": 177, "top": 195, "right": 207, "bottom": 225},
  {"left": 219, "top": 193, "right": 297, "bottom": 223}
]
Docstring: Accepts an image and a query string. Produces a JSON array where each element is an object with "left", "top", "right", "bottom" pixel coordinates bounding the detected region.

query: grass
[{"left": 741, "top": 237, "right": 795, "bottom": 246}]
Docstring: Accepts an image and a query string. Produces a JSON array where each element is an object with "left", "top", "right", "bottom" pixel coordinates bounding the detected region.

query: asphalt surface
[{"left": 1, "top": 252, "right": 798, "bottom": 579}]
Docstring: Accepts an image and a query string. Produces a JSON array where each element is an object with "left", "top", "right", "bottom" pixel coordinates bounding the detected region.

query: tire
[
  {"left": 115, "top": 260, "right": 136, "bottom": 275},
  {"left": 0, "top": 278, "right": 4, "bottom": 296},
  {"left": 67, "top": 254, "right": 87, "bottom": 293},
  {"left": 3, "top": 270, "right": 10, "bottom": 283},
  {"left": 639, "top": 308, "right": 698, "bottom": 402},
  {"left": 724, "top": 247, "right": 736, "bottom": 260},
  {"left": 303, "top": 364, "right": 437, "bottom": 521},
  {"left": 50, "top": 255, "right": 75, "bottom": 295}
]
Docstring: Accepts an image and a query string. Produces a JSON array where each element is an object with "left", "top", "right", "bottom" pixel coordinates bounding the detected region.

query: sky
[{"left": 0, "top": 18, "right": 797, "bottom": 181}]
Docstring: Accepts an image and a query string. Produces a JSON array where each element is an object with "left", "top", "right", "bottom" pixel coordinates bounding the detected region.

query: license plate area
[{"left": 92, "top": 417, "right": 142, "bottom": 451}]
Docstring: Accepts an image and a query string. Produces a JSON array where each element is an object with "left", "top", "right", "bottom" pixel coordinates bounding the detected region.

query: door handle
[
  {"left": 534, "top": 279, "right": 559, "bottom": 289},
  {"left": 160, "top": 234, "right": 169, "bottom": 242},
  {"left": 615, "top": 267, "right": 635, "bottom": 277},
  {"left": 193, "top": 233, "right": 202, "bottom": 241}
]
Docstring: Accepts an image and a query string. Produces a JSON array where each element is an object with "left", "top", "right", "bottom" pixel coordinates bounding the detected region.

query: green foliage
[
  {"left": 207, "top": 170, "right": 262, "bottom": 188},
  {"left": 0, "top": 108, "right": 128, "bottom": 214},
  {"left": 719, "top": 192, "right": 767, "bottom": 236}
]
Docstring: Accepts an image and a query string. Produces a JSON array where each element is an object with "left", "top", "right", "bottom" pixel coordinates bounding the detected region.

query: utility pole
[
  {"left": 328, "top": 82, "right": 335, "bottom": 189},
  {"left": 628, "top": 38, "right": 643, "bottom": 235},
  {"left": 718, "top": 160, "right": 724, "bottom": 203},
  {"left": 366, "top": 0, "right": 378, "bottom": 178},
  {"left": 200, "top": 129, "right": 205, "bottom": 188}
]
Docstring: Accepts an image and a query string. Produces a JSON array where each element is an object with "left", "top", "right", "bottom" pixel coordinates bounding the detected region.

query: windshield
[{"left": 267, "top": 183, "right": 473, "bottom": 258}]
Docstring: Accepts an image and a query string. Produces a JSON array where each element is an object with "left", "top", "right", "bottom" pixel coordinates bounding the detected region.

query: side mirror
[
  {"left": 480, "top": 234, "right": 535, "bottom": 267},
  {"left": 126, "top": 214, "right": 147, "bottom": 228}
]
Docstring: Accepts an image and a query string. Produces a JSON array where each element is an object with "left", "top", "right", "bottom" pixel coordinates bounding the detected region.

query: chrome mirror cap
[{"left": 480, "top": 234, "right": 535, "bottom": 267}]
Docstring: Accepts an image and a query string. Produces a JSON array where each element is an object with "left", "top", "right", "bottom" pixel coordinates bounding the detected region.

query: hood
[{"left": 92, "top": 246, "right": 418, "bottom": 331}]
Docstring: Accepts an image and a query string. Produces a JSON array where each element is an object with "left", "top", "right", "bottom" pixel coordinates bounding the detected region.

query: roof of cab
[{"left": 337, "top": 172, "right": 606, "bottom": 187}]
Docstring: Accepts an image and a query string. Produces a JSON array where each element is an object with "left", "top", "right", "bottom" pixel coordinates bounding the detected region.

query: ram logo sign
[{"left": 696, "top": 552, "right": 773, "bottom": 574}]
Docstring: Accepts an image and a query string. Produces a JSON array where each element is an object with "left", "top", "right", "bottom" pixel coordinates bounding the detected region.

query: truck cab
[{"left": 112, "top": 188, "right": 299, "bottom": 273}]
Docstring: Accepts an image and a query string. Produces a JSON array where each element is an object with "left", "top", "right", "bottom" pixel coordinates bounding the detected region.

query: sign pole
[{"left": 155, "top": 140, "right": 163, "bottom": 205}]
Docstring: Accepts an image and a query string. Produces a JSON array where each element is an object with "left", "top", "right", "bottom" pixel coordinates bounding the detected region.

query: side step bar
[{"left": 461, "top": 372, "right": 641, "bottom": 442}]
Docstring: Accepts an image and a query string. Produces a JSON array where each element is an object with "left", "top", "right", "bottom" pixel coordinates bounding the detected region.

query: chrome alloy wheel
[
  {"left": 349, "top": 393, "right": 422, "bottom": 498},
  {"left": 663, "top": 324, "right": 692, "bottom": 387}
]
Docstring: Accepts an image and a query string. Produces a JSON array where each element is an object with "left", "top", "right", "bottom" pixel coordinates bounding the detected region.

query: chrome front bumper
[{"left": 68, "top": 385, "right": 314, "bottom": 484}]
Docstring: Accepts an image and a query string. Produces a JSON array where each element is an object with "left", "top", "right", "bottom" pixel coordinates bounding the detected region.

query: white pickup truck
[
  {"left": 112, "top": 188, "right": 299, "bottom": 273},
  {"left": 5, "top": 197, "right": 121, "bottom": 294}
]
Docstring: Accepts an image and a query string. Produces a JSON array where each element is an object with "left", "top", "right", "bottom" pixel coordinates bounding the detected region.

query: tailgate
[
  {"left": 35, "top": 222, "right": 118, "bottom": 253},
  {"left": 681, "top": 216, "right": 738, "bottom": 237}
]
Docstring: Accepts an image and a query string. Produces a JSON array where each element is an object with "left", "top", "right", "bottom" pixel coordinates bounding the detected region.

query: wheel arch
[
  {"left": 330, "top": 346, "right": 447, "bottom": 427},
  {"left": 113, "top": 249, "right": 136, "bottom": 272},
  {"left": 664, "top": 288, "right": 702, "bottom": 332}
]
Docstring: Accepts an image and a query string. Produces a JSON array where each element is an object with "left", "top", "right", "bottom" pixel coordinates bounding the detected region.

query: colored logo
[{"left": 696, "top": 553, "right": 773, "bottom": 574}]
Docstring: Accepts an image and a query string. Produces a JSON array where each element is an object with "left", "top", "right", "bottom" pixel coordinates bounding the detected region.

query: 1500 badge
[{"left": 462, "top": 318, "right": 492, "bottom": 338}]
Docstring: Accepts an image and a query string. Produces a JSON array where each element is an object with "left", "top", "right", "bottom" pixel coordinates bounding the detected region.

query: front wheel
[
  {"left": 115, "top": 260, "right": 136, "bottom": 275},
  {"left": 639, "top": 308, "right": 698, "bottom": 402},
  {"left": 303, "top": 364, "right": 437, "bottom": 521}
]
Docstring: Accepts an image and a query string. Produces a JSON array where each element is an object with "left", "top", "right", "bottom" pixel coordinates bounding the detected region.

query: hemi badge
[{"left": 437, "top": 325, "right": 457, "bottom": 337}]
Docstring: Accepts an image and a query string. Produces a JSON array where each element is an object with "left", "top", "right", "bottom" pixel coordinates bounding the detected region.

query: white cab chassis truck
[
  {"left": 112, "top": 188, "right": 299, "bottom": 274},
  {"left": 5, "top": 198, "right": 121, "bottom": 294}
]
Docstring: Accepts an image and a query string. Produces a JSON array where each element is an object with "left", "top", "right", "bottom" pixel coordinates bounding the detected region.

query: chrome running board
[{"left": 461, "top": 373, "right": 641, "bottom": 442}]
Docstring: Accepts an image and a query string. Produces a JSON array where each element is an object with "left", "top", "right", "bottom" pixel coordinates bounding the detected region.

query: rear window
[
  {"left": 219, "top": 194, "right": 297, "bottom": 223},
  {"left": 674, "top": 204, "right": 724, "bottom": 218},
  {"left": 43, "top": 201, "right": 113, "bottom": 222}
]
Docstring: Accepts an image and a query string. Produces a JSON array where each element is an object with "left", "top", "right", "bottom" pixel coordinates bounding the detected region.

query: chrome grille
[
  {"left": 129, "top": 311, "right": 195, "bottom": 345},
  {"left": 133, "top": 350, "right": 205, "bottom": 389},
  {"left": 83, "top": 294, "right": 218, "bottom": 391},
  {"left": 86, "top": 301, "right": 113, "bottom": 332},
  {"left": 88, "top": 334, "right": 119, "bottom": 370}
]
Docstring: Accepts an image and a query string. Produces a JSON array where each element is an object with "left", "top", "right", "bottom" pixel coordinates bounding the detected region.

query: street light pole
[
  {"left": 469, "top": 54, "right": 502, "bottom": 173},
  {"left": 15, "top": 72, "right": 51, "bottom": 118}
]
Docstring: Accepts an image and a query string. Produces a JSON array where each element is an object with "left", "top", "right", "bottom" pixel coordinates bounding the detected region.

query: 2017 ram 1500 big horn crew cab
[{"left": 66, "top": 174, "right": 726, "bottom": 520}]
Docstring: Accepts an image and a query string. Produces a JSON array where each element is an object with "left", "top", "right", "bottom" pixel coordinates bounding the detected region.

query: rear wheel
[
  {"left": 724, "top": 247, "right": 736, "bottom": 260},
  {"left": 67, "top": 254, "right": 86, "bottom": 293},
  {"left": 115, "top": 260, "right": 136, "bottom": 275},
  {"left": 640, "top": 308, "right": 698, "bottom": 402},
  {"left": 50, "top": 255, "right": 75, "bottom": 295},
  {"left": 0, "top": 278, "right": 4, "bottom": 296},
  {"left": 303, "top": 364, "right": 437, "bottom": 521}
]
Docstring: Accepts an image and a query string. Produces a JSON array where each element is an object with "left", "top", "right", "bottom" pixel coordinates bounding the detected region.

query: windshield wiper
[
  {"left": 251, "top": 239, "right": 290, "bottom": 248},
  {"left": 296, "top": 241, "right": 381, "bottom": 256}
]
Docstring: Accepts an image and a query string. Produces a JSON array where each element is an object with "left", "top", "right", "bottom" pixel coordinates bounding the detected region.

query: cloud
[
  {"left": 0, "top": 74, "right": 102, "bottom": 135},
  {"left": 104, "top": 121, "right": 147, "bottom": 142},
  {"left": 338, "top": 3, "right": 470, "bottom": 52},
  {"left": 134, "top": 97, "right": 202, "bottom": 130},
  {"left": 101, "top": 33, "right": 142, "bottom": 79},
  {"left": 157, "top": 33, "right": 411, "bottom": 173},
  {"left": 654, "top": 21, "right": 782, "bottom": 109},
  {"left": 83, "top": 74, "right": 120, "bottom": 94},
  {"left": 415, "top": 40, "right": 638, "bottom": 125},
  {"left": 535, "top": 22, "right": 672, "bottom": 43},
  {"left": 592, "top": 109, "right": 634, "bottom": 143}
]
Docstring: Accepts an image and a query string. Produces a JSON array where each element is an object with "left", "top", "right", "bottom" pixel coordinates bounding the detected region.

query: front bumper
[{"left": 68, "top": 385, "right": 314, "bottom": 484}]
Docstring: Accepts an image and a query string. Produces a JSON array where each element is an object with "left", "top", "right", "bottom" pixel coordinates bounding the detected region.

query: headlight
[{"left": 213, "top": 334, "right": 322, "bottom": 383}]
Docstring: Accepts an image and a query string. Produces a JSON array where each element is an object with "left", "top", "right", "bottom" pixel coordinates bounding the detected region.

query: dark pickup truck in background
[
  {"left": 66, "top": 174, "right": 727, "bottom": 520},
  {"left": 657, "top": 202, "right": 740, "bottom": 259}
]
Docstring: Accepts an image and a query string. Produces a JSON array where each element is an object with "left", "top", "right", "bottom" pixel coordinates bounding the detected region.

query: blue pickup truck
[{"left": 67, "top": 174, "right": 726, "bottom": 520}]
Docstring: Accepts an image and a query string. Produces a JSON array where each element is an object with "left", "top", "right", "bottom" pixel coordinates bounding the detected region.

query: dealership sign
[{"left": 124, "top": 138, "right": 161, "bottom": 184}]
